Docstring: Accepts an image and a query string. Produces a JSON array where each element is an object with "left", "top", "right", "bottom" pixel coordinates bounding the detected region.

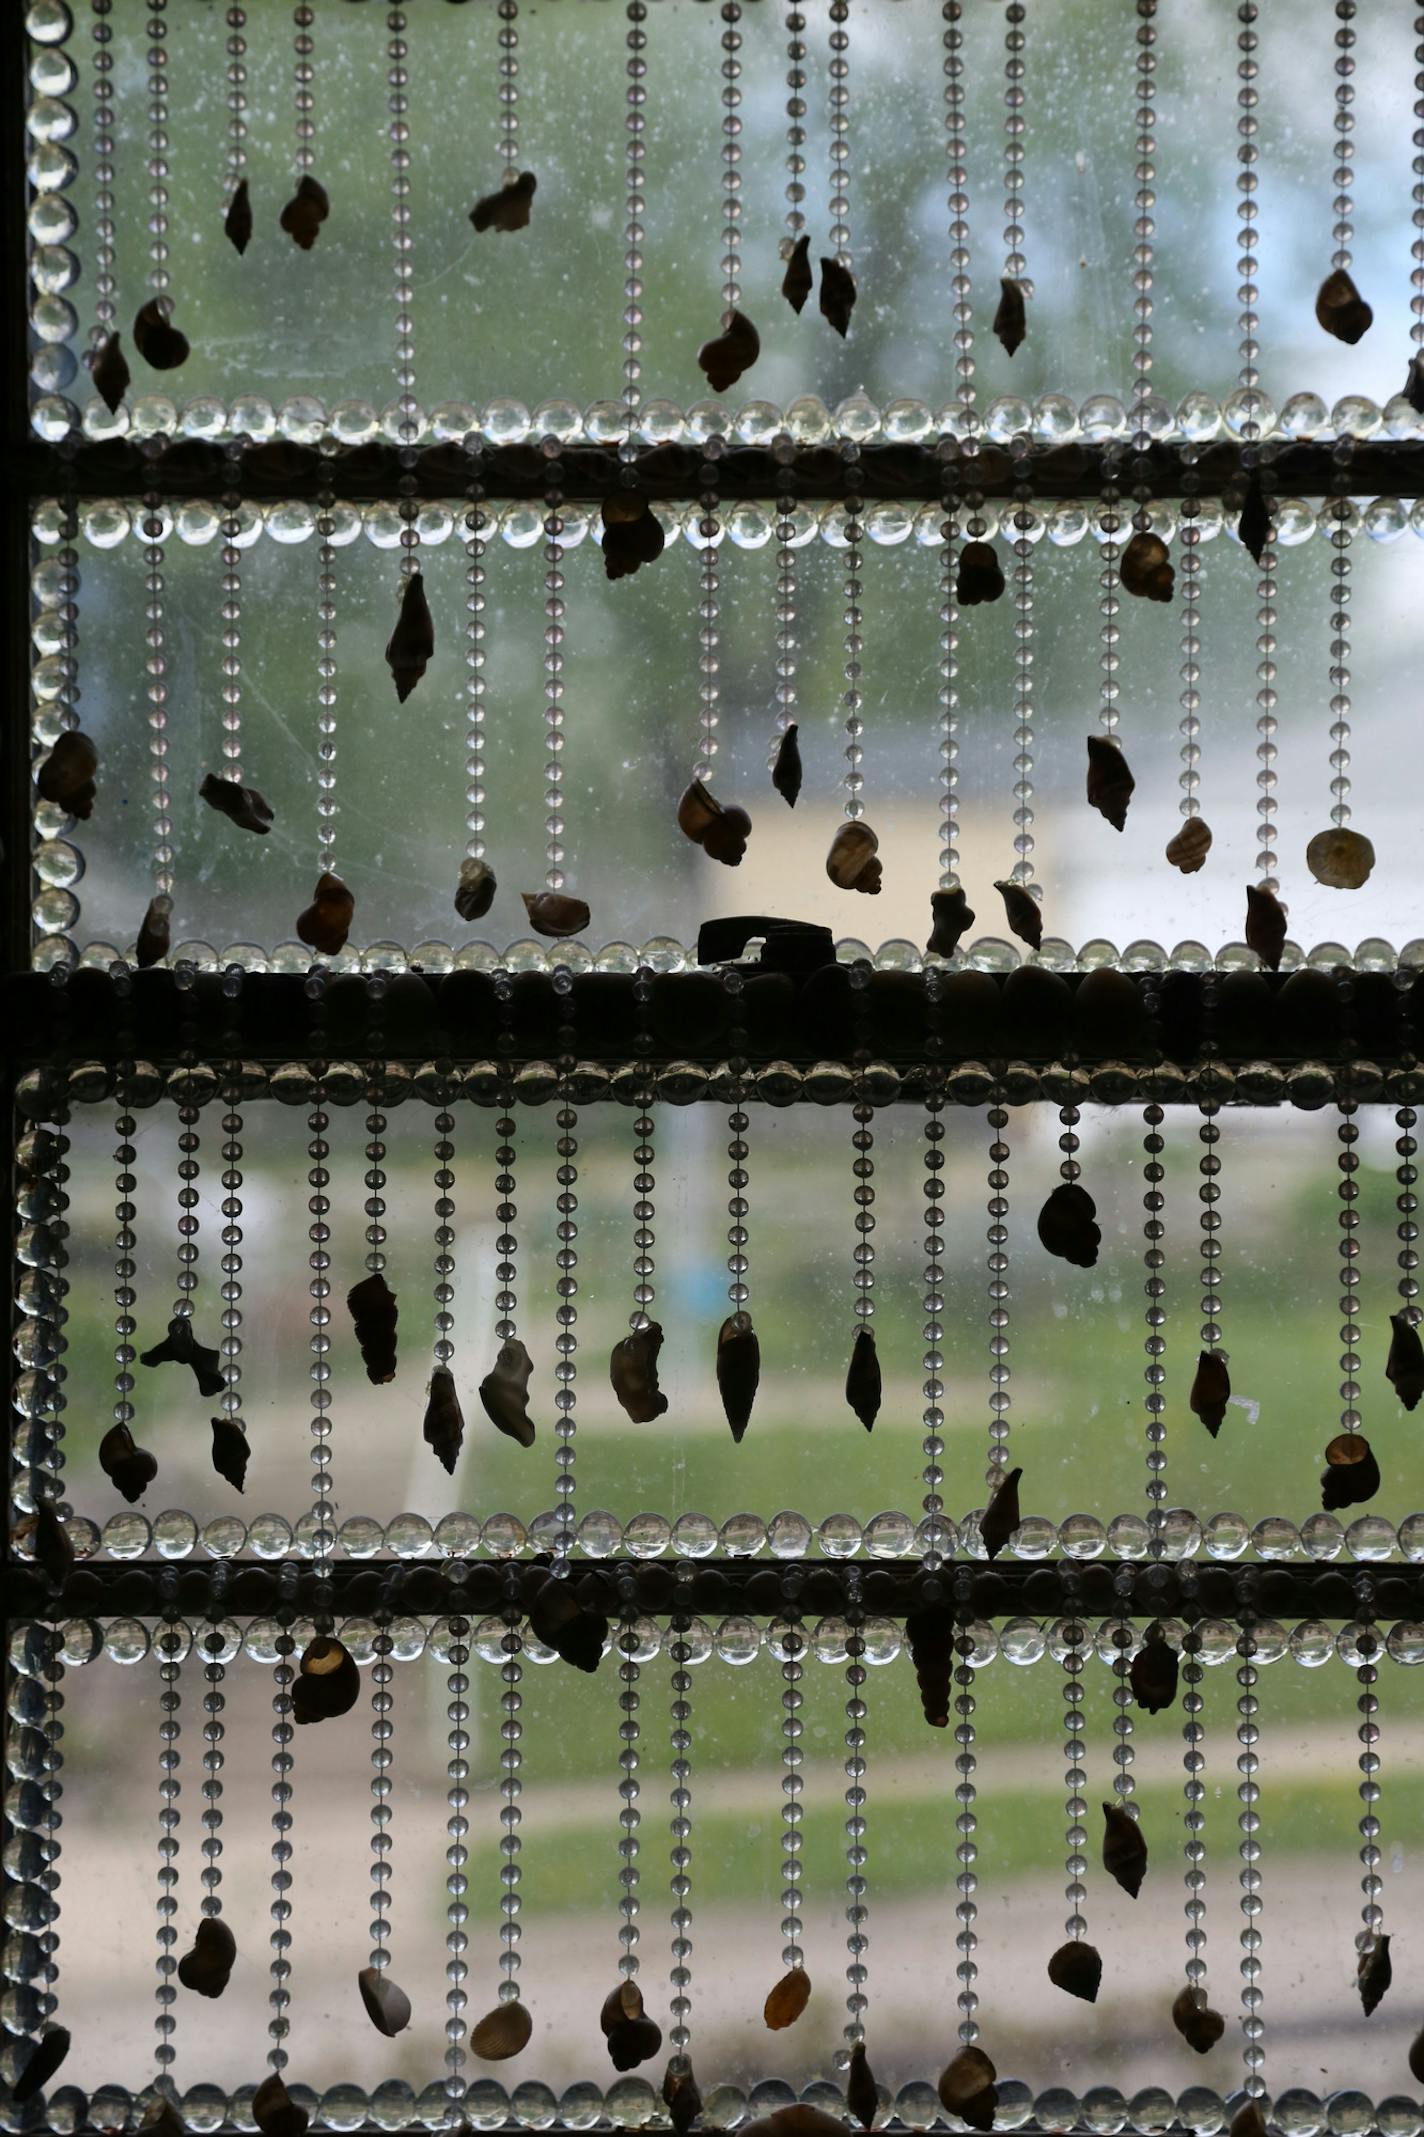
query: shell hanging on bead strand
[
  {"left": 601, "top": 492, "right": 666, "bottom": 581},
  {"left": 471, "top": 1997, "right": 534, "bottom": 2059},
  {"left": 200, "top": 771, "right": 274, "bottom": 836},
  {"left": 296, "top": 872, "right": 355, "bottom": 957},
  {"left": 347, "top": 1272, "right": 398, "bottom": 1384},
  {"left": 678, "top": 779, "right": 752, "bottom": 866},
  {"left": 1166, "top": 817, "right": 1213, "bottom": 875},
  {"left": 1386, "top": 1311, "right": 1424, "bottom": 1411},
  {"left": 927, "top": 886, "right": 975, "bottom": 958},
  {"left": 1315, "top": 266, "right": 1373, "bottom": 345},
  {"left": 1047, "top": 1938, "right": 1102, "bottom": 2004},
  {"left": 937, "top": 2047, "right": 998, "bottom": 2134},
  {"left": 92, "top": 332, "right": 131, "bottom": 414},
  {"left": 1244, "top": 883, "right": 1287, "bottom": 971},
  {"left": 11, "top": 2028, "right": 71, "bottom": 2105},
  {"left": 600, "top": 1980, "right": 663, "bottom": 2071},
  {"left": 1036, "top": 1182, "right": 1100, "bottom": 1268},
  {"left": 980, "top": 1464, "right": 1023, "bottom": 1562},
  {"left": 1119, "top": 529, "right": 1174, "bottom": 602},
  {"left": 995, "top": 879, "right": 1041, "bottom": 951},
  {"left": 772, "top": 723, "right": 803, "bottom": 807},
  {"left": 819, "top": 255, "right": 857, "bottom": 337},
  {"left": 1319, "top": 1431, "right": 1381, "bottom": 1510},
  {"left": 358, "top": 1964, "right": 412, "bottom": 2037},
  {"left": 210, "top": 1414, "right": 250, "bottom": 1493},
  {"left": 385, "top": 571, "right": 434, "bottom": 703},
  {"left": 455, "top": 857, "right": 497, "bottom": 923},
  {"left": 763, "top": 1966, "right": 812, "bottom": 2031},
  {"left": 781, "top": 233, "right": 812, "bottom": 314},
  {"left": 993, "top": 275, "right": 1026, "bottom": 356},
  {"left": 253, "top": 2073, "right": 310, "bottom": 2137},
  {"left": 36, "top": 729, "right": 99, "bottom": 819},
  {"left": 698, "top": 310, "right": 760, "bottom": 393},
  {"left": 470, "top": 170, "right": 537, "bottom": 233},
  {"left": 422, "top": 1365, "right": 465, "bottom": 1474},
  {"left": 1358, "top": 1933, "right": 1392, "bottom": 2017},
  {"left": 1189, "top": 1349, "right": 1231, "bottom": 1438},
  {"left": 1171, "top": 1983, "right": 1226, "bottom": 2054},
  {"left": 956, "top": 540, "right": 1005, "bottom": 605},
  {"left": 177, "top": 1915, "right": 237, "bottom": 1999},
  {"left": 280, "top": 173, "right": 330, "bottom": 250},
  {"left": 663, "top": 2063, "right": 703, "bottom": 2137},
  {"left": 610, "top": 1322, "right": 668, "bottom": 1423},
  {"left": 1129, "top": 1624, "right": 1178, "bottom": 1714},
  {"left": 136, "top": 892, "right": 173, "bottom": 970},
  {"left": 1085, "top": 735, "right": 1135, "bottom": 832},
  {"left": 525, "top": 1573, "right": 608, "bottom": 1674},
  {"left": 1101, "top": 1801, "right": 1147, "bottom": 1897},
  {"left": 132, "top": 297, "right": 190, "bottom": 371},
  {"left": 224, "top": 177, "right": 253, "bottom": 254},
  {"left": 479, "top": 1336, "right": 537, "bottom": 1447},
  {"left": 844, "top": 1326, "right": 880, "bottom": 1430},
  {"left": 846, "top": 2041, "right": 878, "bottom": 2131},
  {"left": 826, "top": 821, "right": 882, "bottom": 894},
  {"left": 1237, "top": 469, "right": 1271, "bottom": 566},
  {"left": 140, "top": 1314, "right": 226, "bottom": 1397},
  {"left": 1305, "top": 826, "right": 1375, "bottom": 890},
  {"left": 521, "top": 891, "right": 591, "bottom": 940},
  {"left": 291, "top": 1634, "right": 361, "bottom": 1724},
  {"left": 716, "top": 1313, "right": 760, "bottom": 1442},
  {"left": 98, "top": 1421, "right": 158, "bottom": 1504}
]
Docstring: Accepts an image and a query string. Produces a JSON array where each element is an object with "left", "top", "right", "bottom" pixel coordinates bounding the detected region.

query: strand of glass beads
[
  {"left": 783, "top": 4, "right": 806, "bottom": 260},
  {"left": 433, "top": 1099, "right": 456, "bottom": 1374},
  {"left": 841, "top": 458, "right": 866, "bottom": 825},
  {"left": 1109, "top": 1576, "right": 1138, "bottom": 1834},
  {"left": 1177, "top": 471, "right": 1204, "bottom": 839},
  {"left": 443, "top": 1614, "right": 469, "bottom": 2111},
  {"left": 771, "top": 488, "right": 798, "bottom": 775},
  {"left": 367, "top": 1613, "right": 396, "bottom": 2001},
  {"left": 1396, "top": 1106, "right": 1420, "bottom": 1337},
  {"left": 936, "top": 480, "right": 963, "bottom": 896},
  {"left": 1181, "top": 1626, "right": 1207, "bottom": 1998},
  {"left": 269, "top": 1619, "right": 296, "bottom": 2074},
  {"left": 1142, "top": 1104, "right": 1167, "bottom": 1544},
  {"left": 1008, "top": 449, "right": 1036, "bottom": 893},
  {"left": 495, "top": 1607, "right": 525, "bottom": 2023},
  {"left": 316, "top": 488, "right": 339, "bottom": 884},
  {"left": 493, "top": 1099, "right": 520, "bottom": 1368},
  {"left": 727, "top": 1084, "right": 751, "bottom": 1329},
  {"left": 720, "top": 3, "right": 742, "bottom": 324},
  {"left": 1252, "top": 530, "right": 1279, "bottom": 897},
  {"left": 953, "top": 1625, "right": 979, "bottom": 2045},
  {"left": 1098, "top": 462, "right": 1123, "bottom": 749},
  {"left": 667, "top": 1613, "right": 693, "bottom": 2080},
  {"left": 543, "top": 479, "right": 568, "bottom": 895},
  {"left": 1130, "top": 0, "right": 1157, "bottom": 421},
  {"left": 388, "top": 8, "right": 418, "bottom": 449},
  {"left": 695, "top": 471, "right": 720, "bottom": 789},
  {"left": 1236, "top": 4, "right": 1261, "bottom": 424},
  {"left": 1413, "top": 14, "right": 1424, "bottom": 366},
  {"left": 113, "top": 1090, "right": 139, "bottom": 1461},
  {"left": 1338, "top": 1103, "right": 1363, "bottom": 1451},
  {"left": 461, "top": 450, "right": 488, "bottom": 905},
  {"left": 849, "top": 1063, "right": 876, "bottom": 1391},
  {"left": 219, "top": 481, "right": 243, "bottom": 787},
  {"left": 1059, "top": 1607, "right": 1090, "bottom": 1961},
  {"left": 306, "top": 1082, "right": 333, "bottom": 1562},
  {"left": 198, "top": 1615, "right": 227, "bottom": 1930},
  {"left": 985, "top": 1104, "right": 1011, "bottom": 1495},
  {"left": 224, "top": 5, "right": 246, "bottom": 222},
  {"left": 616, "top": 1614, "right": 643, "bottom": 1989},
  {"left": 778, "top": 1614, "right": 806, "bottom": 1990},
  {"left": 629, "top": 1097, "right": 656, "bottom": 1335},
  {"left": 552, "top": 1090, "right": 581, "bottom": 1562},
  {"left": 36, "top": 1627, "right": 64, "bottom": 2069},
  {"left": 1236, "top": 1623, "right": 1265, "bottom": 2099},
  {"left": 217, "top": 1077, "right": 245, "bottom": 1464},
  {"left": 1331, "top": 2, "right": 1356, "bottom": 287},
  {"left": 142, "top": 495, "right": 174, "bottom": 949},
  {"left": 943, "top": 0, "right": 974, "bottom": 416},
  {"left": 921, "top": 1008, "right": 949, "bottom": 1563},
  {"left": 1355, "top": 1627, "right": 1385, "bottom": 1984},
  {"left": 1199, "top": 1101, "right": 1226, "bottom": 1396},
  {"left": 623, "top": 1, "right": 646, "bottom": 416},
  {"left": 1002, "top": 0, "right": 1027, "bottom": 307},
  {"left": 154, "top": 1613, "right": 182, "bottom": 2086},
  {"left": 498, "top": 0, "right": 520, "bottom": 185},
  {"left": 294, "top": 4, "right": 313, "bottom": 180},
  {"left": 840, "top": 1592, "right": 869, "bottom": 2065},
  {"left": 173, "top": 1098, "right": 203, "bottom": 1339},
  {"left": 1324, "top": 452, "right": 1355, "bottom": 842},
  {"left": 145, "top": 3, "right": 173, "bottom": 323},
  {"left": 828, "top": 0, "right": 852, "bottom": 276},
  {"left": 88, "top": 0, "right": 116, "bottom": 378}
]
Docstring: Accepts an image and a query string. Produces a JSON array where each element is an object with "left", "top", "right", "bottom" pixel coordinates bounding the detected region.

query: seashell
[
  {"left": 1320, "top": 1431, "right": 1380, "bottom": 1511},
  {"left": 358, "top": 1965, "right": 412, "bottom": 2037},
  {"left": 225, "top": 178, "right": 253, "bottom": 254},
  {"left": 781, "top": 234, "right": 812, "bottom": 315},
  {"left": 995, "top": 879, "right": 1042, "bottom": 951},
  {"left": 91, "top": 331, "right": 130, "bottom": 415},
  {"left": 1229, "top": 2105, "right": 1267, "bottom": 2137},
  {"left": 1244, "top": 883, "right": 1287, "bottom": 971},
  {"left": 844, "top": 1326, "right": 881, "bottom": 1431},
  {"left": 772, "top": 723, "right": 803, "bottom": 807},
  {"left": 470, "top": 170, "right": 537, "bottom": 233},
  {"left": 905, "top": 1605, "right": 952, "bottom": 1727},
  {"left": 601, "top": 1980, "right": 662, "bottom": 2071},
  {"left": 1130, "top": 1626, "right": 1178, "bottom": 1714},
  {"left": 763, "top": 1966, "right": 812, "bottom": 2031},
  {"left": 1101, "top": 1801, "right": 1147, "bottom": 1897},
  {"left": 819, "top": 256, "right": 857, "bottom": 337},
  {"left": 1120, "top": 530, "right": 1174, "bottom": 602},
  {"left": 455, "top": 857, "right": 497, "bottom": 922},
  {"left": 1386, "top": 1311, "right": 1424, "bottom": 1412},
  {"left": 1171, "top": 1983, "right": 1226, "bottom": 2054},
  {"left": 347, "top": 1272, "right": 398, "bottom": 1384},
  {"left": 521, "top": 890, "right": 591, "bottom": 939},
  {"left": 177, "top": 1915, "right": 237, "bottom": 1998},
  {"left": 698, "top": 309, "right": 760, "bottom": 393},
  {"left": 479, "top": 1337, "right": 536, "bottom": 1446},
  {"left": 1166, "top": 817, "right": 1213, "bottom": 875},
  {"left": 610, "top": 1322, "right": 669, "bottom": 1423},
  {"left": 423, "top": 1365, "right": 465, "bottom": 1475},
  {"left": 141, "top": 1315, "right": 225, "bottom": 1397},
  {"left": 1410, "top": 2020, "right": 1424, "bottom": 2084},
  {"left": 385, "top": 570, "right": 434, "bottom": 703},
  {"left": 601, "top": 492, "right": 666, "bottom": 581},
  {"left": 254, "top": 2073, "right": 310, "bottom": 2137},
  {"left": 211, "top": 1415, "right": 250, "bottom": 1493},
  {"left": 280, "top": 174, "right": 330, "bottom": 251},
  {"left": 133, "top": 297, "right": 190, "bottom": 370},
  {"left": 1358, "top": 1932, "right": 1391, "bottom": 2017},
  {"left": 140, "top": 2098, "right": 185, "bottom": 2137},
  {"left": 716, "top": 1313, "right": 760, "bottom": 1444},
  {"left": 937, "top": 2046, "right": 997, "bottom": 2133},
  {"left": 1085, "top": 736, "right": 1135, "bottom": 831},
  {"left": 1316, "top": 266, "right": 1373, "bottom": 345},
  {"left": 200, "top": 771, "right": 273, "bottom": 836},
  {"left": 993, "top": 276, "right": 1027, "bottom": 357},
  {"left": 13, "top": 2027, "right": 71, "bottom": 2104},
  {"left": 471, "top": 1997, "right": 534, "bottom": 2059},
  {"left": 137, "top": 892, "right": 173, "bottom": 970},
  {"left": 291, "top": 1635, "right": 361, "bottom": 1724},
  {"left": 1047, "top": 1939, "right": 1101, "bottom": 2004},
  {"left": 21, "top": 1503, "right": 74, "bottom": 1585},
  {"left": 927, "top": 886, "right": 975, "bottom": 959},
  {"left": 1190, "top": 1350, "right": 1231, "bottom": 1439},
  {"left": 1037, "top": 1182, "right": 1100, "bottom": 1268},
  {"left": 1306, "top": 826, "right": 1375, "bottom": 890},
  {"left": 678, "top": 779, "right": 752, "bottom": 866},
  {"left": 1406, "top": 354, "right": 1424, "bottom": 419},
  {"left": 296, "top": 871, "right": 354, "bottom": 957},
  {"left": 749, "top": 2111, "right": 849, "bottom": 2137},
  {"left": 826, "top": 821, "right": 882, "bottom": 895},
  {"left": 527, "top": 1573, "right": 607, "bottom": 1673},
  {"left": 36, "top": 729, "right": 99, "bottom": 820},
  {"left": 99, "top": 1422, "right": 158, "bottom": 1504},
  {"left": 846, "top": 2041, "right": 878, "bottom": 2131},
  {"left": 664, "top": 2063, "right": 703, "bottom": 2137},
  {"left": 957, "top": 540, "right": 1005, "bottom": 606},
  {"left": 1238, "top": 470, "right": 1271, "bottom": 566},
  {"left": 980, "top": 1465, "right": 1022, "bottom": 1563}
]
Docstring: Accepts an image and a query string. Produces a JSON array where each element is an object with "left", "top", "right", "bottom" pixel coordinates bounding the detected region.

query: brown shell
[
  {"left": 980, "top": 1465, "right": 1022, "bottom": 1562},
  {"left": 1238, "top": 472, "right": 1271, "bottom": 566},
  {"left": 1316, "top": 266, "right": 1373, "bottom": 346},
  {"left": 1130, "top": 1628, "right": 1179, "bottom": 1714},
  {"left": 600, "top": 1980, "right": 662, "bottom": 2071},
  {"left": 423, "top": 1365, "right": 465, "bottom": 1475},
  {"left": 781, "top": 234, "right": 812, "bottom": 315},
  {"left": 385, "top": 570, "right": 434, "bottom": 703},
  {"left": 610, "top": 1322, "right": 669, "bottom": 1423},
  {"left": 1407, "top": 354, "right": 1424, "bottom": 420},
  {"left": 928, "top": 887, "right": 975, "bottom": 959},
  {"left": 993, "top": 276, "right": 1026, "bottom": 357},
  {"left": 905, "top": 1604, "right": 952, "bottom": 1727},
  {"left": 140, "top": 1314, "right": 225, "bottom": 1397},
  {"left": 133, "top": 297, "right": 190, "bottom": 371},
  {"left": 280, "top": 174, "right": 330, "bottom": 250},
  {"left": 470, "top": 171, "right": 537, "bottom": 233},
  {"left": 1047, "top": 1939, "right": 1101, "bottom": 2004},
  {"left": 92, "top": 331, "right": 131, "bottom": 414},
  {"left": 763, "top": 1966, "right": 812, "bottom": 2031},
  {"left": 1244, "top": 883, "right": 1287, "bottom": 971},
  {"left": 225, "top": 178, "right": 253, "bottom": 254},
  {"left": 845, "top": 1326, "right": 881, "bottom": 1430},
  {"left": 1036, "top": 1181, "right": 1100, "bottom": 1268},
  {"left": 601, "top": 493, "right": 666, "bottom": 581},
  {"left": 677, "top": 779, "right": 752, "bottom": 865},
  {"left": 994, "top": 879, "right": 1042, "bottom": 951},
  {"left": 1229, "top": 2104, "right": 1267, "bottom": 2137},
  {"left": 137, "top": 893, "right": 173, "bottom": 970},
  {"left": 846, "top": 2041, "right": 879, "bottom": 2131},
  {"left": 358, "top": 1966, "right": 412, "bottom": 2037},
  {"left": 210, "top": 1415, "right": 250, "bottom": 1494},
  {"left": 1409, "top": 2020, "right": 1424, "bottom": 2085},
  {"left": 177, "top": 1915, "right": 237, "bottom": 1999},
  {"left": 292, "top": 1635, "right": 361, "bottom": 1725},
  {"left": 665, "top": 2065, "right": 703, "bottom": 2137},
  {"left": 826, "top": 821, "right": 882, "bottom": 894},
  {"left": 957, "top": 539, "right": 1005, "bottom": 605},
  {"left": 455, "top": 857, "right": 497, "bottom": 922},
  {"left": 1171, "top": 1984, "right": 1226, "bottom": 2054},
  {"left": 1085, "top": 735, "right": 1135, "bottom": 832},
  {"left": 471, "top": 1998, "right": 534, "bottom": 2059},
  {"left": 347, "top": 1272, "right": 398, "bottom": 1384},
  {"left": 772, "top": 724, "right": 803, "bottom": 807},
  {"left": 200, "top": 771, "right": 273, "bottom": 835},
  {"left": 1320, "top": 1432, "right": 1380, "bottom": 1511},
  {"left": 527, "top": 1574, "right": 607, "bottom": 1673},
  {"left": 937, "top": 2047, "right": 997, "bottom": 2131},
  {"left": 1190, "top": 1350, "right": 1232, "bottom": 1439},
  {"left": 521, "top": 891, "right": 591, "bottom": 940},
  {"left": 1387, "top": 1311, "right": 1424, "bottom": 1412},
  {"left": 1166, "top": 817, "right": 1213, "bottom": 875},
  {"left": 698, "top": 309, "right": 760, "bottom": 393},
  {"left": 36, "top": 729, "right": 99, "bottom": 819},
  {"left": 1358, "top": 1933, "right": 1391, "bottom": 2017},
  {"left": 1306, "top": 827, "right": 1375, "bottom": 890},
  {"left": 1120, "top": 530, "right": 1174, "bottom": 602},
  {"left": 12, "top": 2027, "right": 71, "bottom": 2105},
  {"left": 254, "top": 2074, "right": 310, "bottom": 2137},
  {"left": 819, "top": 256, "right": 857, "bottom": 337},
  {"left": 296, "top": 872, "right": 355, "bottom": 957},
  {"left": 716, "top": 1314, "right": 760, "bottom": 1443},
  {"left": 99, "top": 1422, "right": 158, "bottom": 1504},
  {"left": 479, "top": 1337, "right": 537, "bottom": 1447},
  {"left": 1102, "top": 1801, "right": 1147, "bottom": 1897}
]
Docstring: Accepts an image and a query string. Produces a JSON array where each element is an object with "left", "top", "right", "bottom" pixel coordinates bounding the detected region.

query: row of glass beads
[
  {"left": 29, "top": 1502, "right": 1424, "bottom": 1571},
  {"left": 29, "top": 491, "right": 1424, "bottom": 551},
  {"left": 16, "top": 1609, "right": 1424, "bottom": 1673}
]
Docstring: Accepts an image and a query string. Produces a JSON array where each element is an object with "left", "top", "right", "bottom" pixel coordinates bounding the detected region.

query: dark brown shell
[
  {"left": 1244, "top": 883, "right": 1287, "bottom": 971},
  {"left": 1085, "top": 735, "right": 1135, "bottom": 832},
  {"left": 1171, "top": 1984, "right": 1226, "bottom": 2054},
  {"left": 1047, "top": 1939, "right": 1101, "bottom": 2003},
  {"left": 980, "top": 1465, "right": 1022, "bottom": 1562},
  {"left": 99, "top": 1422, "right": 158, "bottom": 1504},
  {"left": 91, "top": 331, "right": 130, "bottom": 414},
  {"left": 957, "top": 539, "right": 1005, "bottom": 605},
  {"left": 24, "top": 1503, "right": 75, "bottom": 1585},
  {"left": 1409, "top": 2020, "right": 1424, "bottom": 2084},
  {"left": 826, "top": 821, "right": 882, "bottom": 894},
  {"left": 819, "top": 256, "right": 857, "bottom": 337},
  {"left": 1306, "top": 827, "right": 1375, "bottom": 890},
  {"left": 1166, "top": 818, "right": 1213, "bottom": 875},
  {"left": 1358, "top": 1933, "right": 1391, "bottom": 2016},
  {"left": 772, "top": 723, "right": 803, "bottom": 807},
  {"left": 423, "top": 1365, "right": 465, "bottom": 1475},
  {"left": 698, "top": 309, "right": 760, "bottom": 393},
  {"left": 763, "top": 1967, "right": 812, "bottom": 2030},
  {"left": 1130, "top": 1628, "right": 1178, "bottom": 1714},
  {"left": 200, "top": 771, "right": 273, "bottom": 835},
  {"left": 845, "top": 1327, "right": 881, "bottom": 1431},
  {"left": 358, "top": 1966, "right": 412, "bottom": 2037},
  {"left": 1238, "top": 471, "right": 1271, "bottom": 566},
  {"left": 846, "top": 2042, "right": 878, "bottom": 2131},
  {"left": 225, "top": 178, "right": 253, "bottom": 254},
  {"left": 527, "top": 1574, "right": 607, "bottom": 1673},
  {"left": 937, "top": 2047, "right": 997, "bottom": 2132},
  {"left": 177, "top": 1915, "right": 237, "bottom": 1999},
  {"left": 781, "top": 234, "right": 812, "bottom": 314},
  {"left": 280, "top": 174, "right": 330, "bottom": 250},
  {"left": 471, "top": 1998, "right": 534, "bottom": 2059},
  {"left": 1120, "top": 530, "right": 1174, "bottom": 602},
  {"left": 291, "top": 1635, "right": 361, "bottom": 1724},
  {"left": 521, "top": 891, "right": 591, "bottom": 939},
  {"left": 385, "top": 570, "right": 434, "bottom": 703},
  {"left": 211, "top": 1415, "right": 250, "bottom": 1493},
  {"left": 1229, "top": 2105, "right": 1267, "bottom": 2137},
  {"left": 1320, "top": 1432, "right": 1380, "bottom": 1511},
  {"left": 480, "top": 1338, "right": 537, "bottom": 1446},
  {"left": 1190, "top": 1350, "right": 1231, "bottom": 1439},
  {"left": 296, "top": 872, "right": 355, "bottom": 956},
  {"left": 905, "top": 1604, "right": 952, "bottom": 1727},
  {"left": 140, "top": 1314, "right": 225, "bottom": 1397},
  {"left": 347, "top": 1272, "right": 398, "bottom": 1384},
  {"left": 927, "top": 887, "right": 976, "bottom": 959},
  {"left": 455, "top": 857, "right": 497, "bottom": 922},
  {"left": 36, "top": 729, "right": 99, "bottom": 819},
  {"left": 665, "top": 2065, "right": 703, "bottom": 2137},
  {"left": 1406, "top": 354, "right": 1424, "bottom": 419},
  {"left": 1037, "top": 1181, "right": 1100, "bottom": 1268},
  {"left": 470, "top": 170, "right": 537, "bottom": 233},
  {"left": 610, "top": 1322, "right": 669, "bottom": 1423},
  {"left": 1102, "top": 1801, "right": 1147, "bottom": 1897},
  {"left": 13, "top": 2028, "right": 71, "bottom": 2105},
  {"left": 678, "top": 779, "right": 752, "bottom": 866},
  {"left": 254, "top": 2074, "right": 310, "bottom": 2137},
  {"left": 601, "top": 493, "right": 666, "bottom": 581},
  {"left": 1387, "top": 1311, "right": 1424, "bottom": 1412},
  {"left": 995, "top": 879, "right": 1042, "bottom": 951},
  {"left": 717, "top": 1314, "right": 760, "bottom": 1443},
  {"left": 1316, "top": 267, "right": 1373, "bottom": 345},
  {"left": 993, "top": 276, "right": 1026, "bottom": 356},
  {"left": 133, "top": 297, "right": 190, "bottom": 370},
  {"left": 601, "top": 1981, "right": 662, "bottom": 2071},
  {"left": 137, "top": 893, "right": 173, "bottom": 970}
]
